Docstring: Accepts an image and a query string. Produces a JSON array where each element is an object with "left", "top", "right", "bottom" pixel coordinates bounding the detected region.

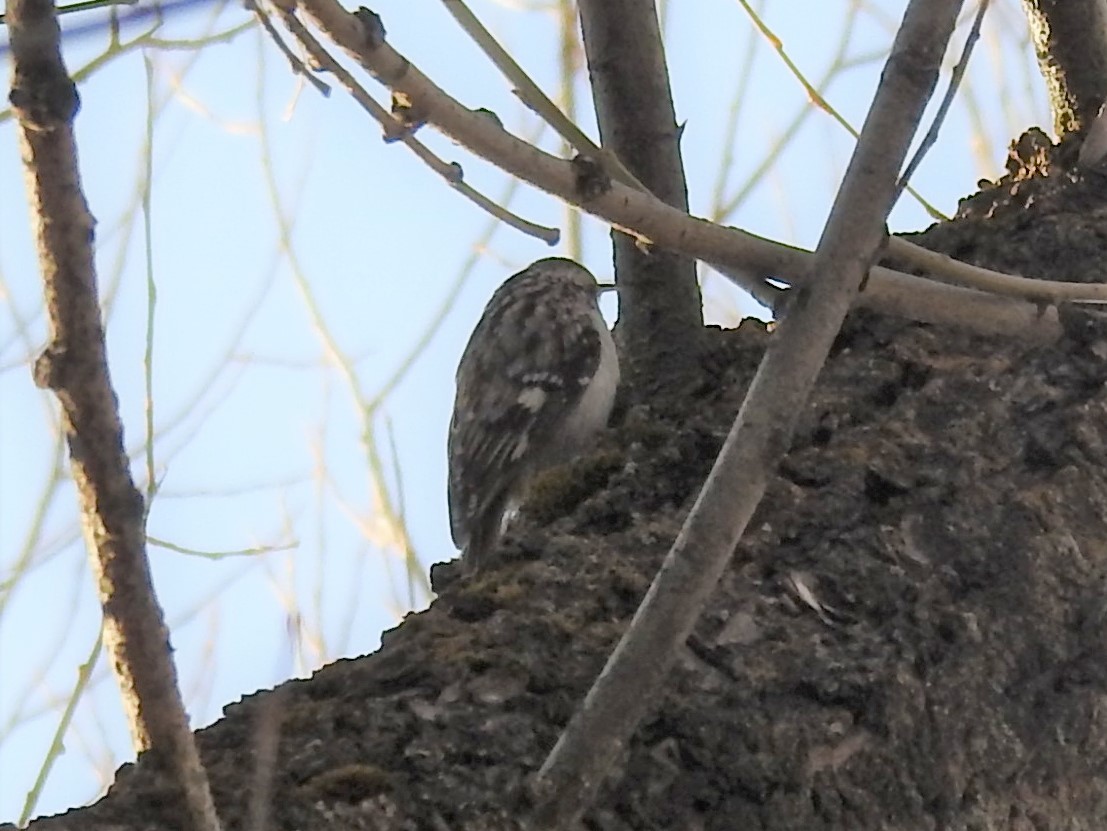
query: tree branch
[
  {"left": 6, "top": 0, "right": 220, "bottom": 828},
  {"left": 894, "top": 0, "right": 989, "bottom": 204},
  {"left": 437, "top": 0, "right": 771, "bottom": 305},
  {"left": 526, "top": 1, "right": 965, "bottom": 826},
  {"left": 270, "top": 1, "right": 560, "bottom": 244},
  {"left": 852, "top": 263, "right": 1061, "bottom": 340},
  {"left": 284, "top": 0, "right": 1106, "bottom": 346},
  {"left": 290, "top": 0, "right": 1105, "bottom": 324},
  {"left": 438, "top": 0, "right": 643, "bottom": 191}
]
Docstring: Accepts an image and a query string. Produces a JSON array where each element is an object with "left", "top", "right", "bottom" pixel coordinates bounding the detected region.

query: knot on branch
[
  {"left": 10, "top": 68, "right": 80, "bottom": 131},
  {"left": 354, "top": 7, "right": 386, "bottom": 49},
  {"left": 33, "top": 343, "right": 68, "bottom": 390},
  {"left": 571, "top": 155, "right": 611, "bottom": 202}
]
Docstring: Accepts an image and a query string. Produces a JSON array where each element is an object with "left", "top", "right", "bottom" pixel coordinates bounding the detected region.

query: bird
[{"left": 448, "top": 257, "right": 620, "bottom": 571}]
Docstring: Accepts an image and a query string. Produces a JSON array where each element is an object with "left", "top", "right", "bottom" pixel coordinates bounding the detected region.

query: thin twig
[
  {"left": 147, "top": 537, "right": 296, "bottom": 557},
  {"left": 19, "top": 634, "right": 104, "bottom": 826},
  {"left": 440, "top": 0, "right": 646, "bottom": 191},
  {"left": 895, "top": 0, "right": 990, "bottom": 204},
  {"left": 735, "top": 0, "right": 947, "bottom": 220},
  {"left": 555, "top": 0, "right": 583, "bottom": 258},
  {"left": 247, "top": 0, "right": 332, "bottom": 97},
  {"left": 527, "top": 2, "right": 965, "bottom": 825},
  {"left": 884, "top": 235, "right": 1107, "bottom": 303},
  {"left": 275, "top": 5, "right": 559, "bottom": 244},
  {"left": 141, "top": 55, "right": 159, "bottom": 507}
]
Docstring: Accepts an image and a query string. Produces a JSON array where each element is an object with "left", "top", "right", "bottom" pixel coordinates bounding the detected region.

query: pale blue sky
[{"left": 0, "top": 0, "right": 1047, "bottom": 820}]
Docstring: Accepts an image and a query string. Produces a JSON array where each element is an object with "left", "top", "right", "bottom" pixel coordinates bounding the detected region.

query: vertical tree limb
[
  {"left": 577, "top": 0, "right": 703, "bottom": 399},
  {"left": 6, "top": 1, "right": 220, "bottom": 828},
  {"left": 527, "top": 1, "right": 965, "bottom": 827},
  {"left": 1021, "top": 0, "right": 1107, "bottom": 136}
]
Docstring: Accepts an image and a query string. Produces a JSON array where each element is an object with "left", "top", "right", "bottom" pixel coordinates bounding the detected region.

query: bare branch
[
  {"left": 439, "top": 0, "right": 770, "bottom": 306},
  {"left": 884, "top": 235, "right": 1107, "bottom": 302},
  {"left": 439, "top": 0, "right": 644, "bottom": 192},
  {"left": 247, "top": 0, "right": 333, "bottom": 97},
  {"left": 286, "top": 0, "right": 1107, "bottom": 335},
  {"left": 6, "top": 0, "right": 220, "bottom": 828},
  {"left": 895, "top": 0, "right": 990, "bottom": 202},
  {"left": 526, "top": 1, "right": 964, "bottom": 825},
  {"left": 853, "top": 264, "right": 1062, "bottom": 341},
  {"left": 441, "top": 0, "right": 772, "bottom": 306},
  {"left": 272, "top": 3, "right": 560, "bottom": 244}
]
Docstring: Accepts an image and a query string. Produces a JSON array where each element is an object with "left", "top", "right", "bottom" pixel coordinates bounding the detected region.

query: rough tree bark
[
  {"left": 577, "top": 0, "right": 704, "bottom": 401},
  {"left": 1022, "top": 0, "right": 1107, "bottom": 136}
]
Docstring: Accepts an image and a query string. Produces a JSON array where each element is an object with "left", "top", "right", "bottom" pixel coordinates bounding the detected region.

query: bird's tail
[{"left": 461, "top": 493, "right": 511, "bottom": 573}]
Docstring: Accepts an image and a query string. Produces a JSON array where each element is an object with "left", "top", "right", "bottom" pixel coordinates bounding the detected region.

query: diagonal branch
[
  {"left": 894, "top": 0, "right": 989, "bottom": 204},
  {"left": 271, "top": 3, "right": 559, "bottom": 244},
  {"left": 438, "top": 0, "right": 644, "bottom": 191},
  {"left": 440, "top": 0, "right": 774, "bottom": 316},
  {"left": 440, "top": 0, "right": 771, "bottom": 305},
  {"left": 526, "top": 1, "right": 966, "bottom": 826},
  {"left": 247, "top": 0, "right": 333, "bottom": 97},
  {"left": 6, "top": 0, "right": 220, "bottom": 829}
]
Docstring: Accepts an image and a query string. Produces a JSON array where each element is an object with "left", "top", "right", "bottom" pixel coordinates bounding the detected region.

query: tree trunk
[
  {"left": 1022, "top": 0, "right": 1107, "bottom": 137},
  {"left": 578, "top": 0, "right": 704, "bottom": 402},
  {"left": 16, "top": 137, "right": 1107, "bottom": 831}
]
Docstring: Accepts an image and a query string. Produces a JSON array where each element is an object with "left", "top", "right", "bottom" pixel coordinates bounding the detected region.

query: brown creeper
[{"left": 448, "top": 258, "right": 620, "bottom": 570}]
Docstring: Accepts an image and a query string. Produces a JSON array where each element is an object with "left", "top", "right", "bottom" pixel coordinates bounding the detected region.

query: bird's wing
[{"left": 448, "top": 275, "right": 601, "bottom": 548}]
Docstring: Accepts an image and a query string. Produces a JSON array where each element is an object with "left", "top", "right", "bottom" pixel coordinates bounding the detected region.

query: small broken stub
[
  {"left": 10, "top": 71, "right": 80, "bottom": 132},
  {"left": 571, "top": 155, "right": 612, "bottom": 202},
  {"left": 33, "top": 344, "right": 68, "bottom": 390},
  {"left": 385, "top": 91, "right": 427, "bottom": 142}
]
